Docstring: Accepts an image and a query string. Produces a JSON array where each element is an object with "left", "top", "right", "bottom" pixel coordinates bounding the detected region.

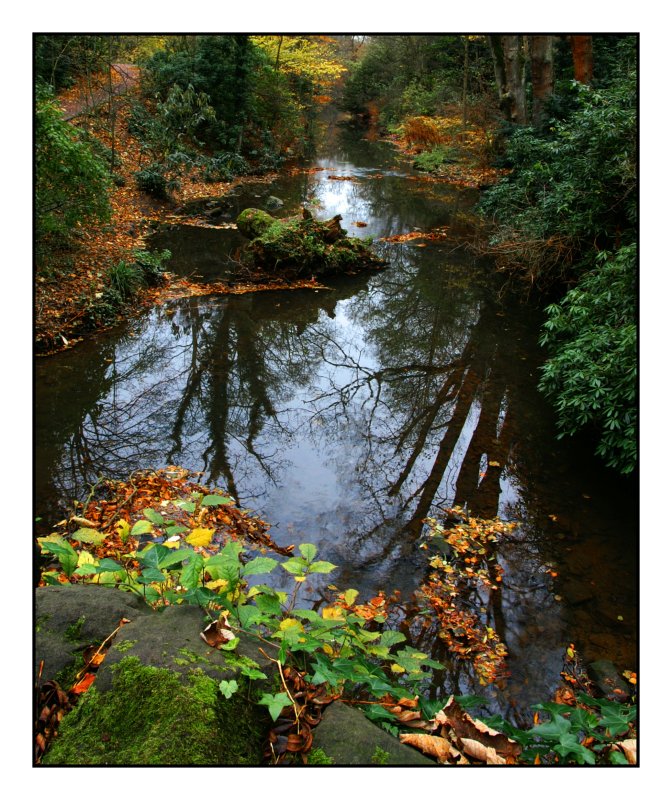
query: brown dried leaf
[
  {"left": 613, "top": 739, "right": 637, "bottom": 765},
  {"left": 399, "top": 733, "right": 458, "bottom": 763},
  {"left": 437, "top": 696, "right": 521, "bottom": 759},
  {"left": 461, "top": 738, "right": 506, "bottom": 764},
  {"left": 200, "top": 613, "right": 235, "bottom": 647}
]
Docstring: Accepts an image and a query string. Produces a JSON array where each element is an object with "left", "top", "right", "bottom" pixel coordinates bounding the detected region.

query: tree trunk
[
  {"left": 489, "top": 35, "right": 527, "bottom": 124},
  {"left": 570, "top": 35, "right": 593, "bottom": 84},
  {"left": 502, "top": 35, "right": 527, "bottom": 124},
  {"left": 462, "top": 36, "right": 469, "bottom": 130},
  {"left": 530, "top": 35, "right": 555, "bottom": 127}
]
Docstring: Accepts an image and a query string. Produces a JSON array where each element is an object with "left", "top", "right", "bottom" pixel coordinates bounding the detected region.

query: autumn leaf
[
  {"left": 186, "top": 527, "right": 215, "bottom": 547},
  {"left": 399, "top": 733, "right": 458, "bottom": 763},
  {"left": 461, "top": 738, "right": 506, "bottom": 764}
]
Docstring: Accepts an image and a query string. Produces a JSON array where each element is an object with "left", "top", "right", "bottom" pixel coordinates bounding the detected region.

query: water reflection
[{"left": 35, "top": 122, "right": 636, "bottom": 718}]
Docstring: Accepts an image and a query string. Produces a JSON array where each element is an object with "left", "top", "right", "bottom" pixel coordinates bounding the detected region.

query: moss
[
  {"left": 112, "top": 639, "right": 137, "bottom": 652},
  {"left": 36, "top": 614, "right": 51, "bottom": 633},
  {"left": 42, "top": 657, "right": 266, "bottom": 765},
  {"left": 64, "top": 616, "right": 86, "bottom": 641},
  {"left": 371, "top": 746, "right": 391, "bottom": 765},
  {"left": 307, "top": 747, "right": 334, "bottom": 765}
]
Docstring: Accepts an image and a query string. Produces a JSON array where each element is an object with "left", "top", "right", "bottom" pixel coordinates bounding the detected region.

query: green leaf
[
  {"left": 258, "top": 692, "right": 290, "bottom": 722},
  {"left": 609, "top": 749, "right": 629, "bottom": 765},
  {"left": 71, "top": 528, "right": 108, "bottom": 545},
  {"left": 219, "top": 637, "right": 240, "bottom": 652},
  {"left": 95, "top": 558, "right": 123, "bottom": 572},
  {"left": 138, "top": 566, "right": 168, "bottom": 584},
  {"left": 218, "top": 679, "right": 239, "bottom": 699},
  {"left": 180, "top": 553, "right": 205, "bottom": 590},
  {"left": 307, "top": 560, "right": 337, "bottom": 574},
  {"left": 143, "top": 508, "right": 166, "bottom": 526},
  {"left": 362, "top": 704, "right": 398, "bottom": 723},
  {"left": 281, "top": 557, "right": 309, "bottom": 576},
  {"left": 131, "top": 519, "right": 154, "bottom": 536},
  {"left": 174, "top": 500, "right": 196, "bottom": 513},
  {"left": 240, "top": 665, "right": 267, "bottom": 681},
  {"left": 298, "top": 543, "right": 317, "bottom": 562},
  {"left": 202, "top": 494, "right": 234, "bottom": 506},
  {"left": 379, "top": 630, "right": 406, "bottom": 648},
  {"left": 242, "top": 557, "right": 278, "bottom": 576}
]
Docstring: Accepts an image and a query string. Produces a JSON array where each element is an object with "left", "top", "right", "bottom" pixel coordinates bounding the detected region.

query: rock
[
  {"left": 264, "top": 195, "right": 284, "bottom": 210},
  {"left": 587, "top": 659, "right": 631, "bottom": 703},
  {"left": 235, "top": 207, "right": 275, "bottom": 239},
  {"left": 36, "top": 585, "right": 271, "bottom": 765},
  {"left": 312, "top": 701, "right": 436, "bottom": 766}
]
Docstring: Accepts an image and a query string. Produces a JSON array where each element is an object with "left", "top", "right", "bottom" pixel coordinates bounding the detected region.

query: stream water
[{"left": 35, "top": 118, "right": 637, "bottom": 724}]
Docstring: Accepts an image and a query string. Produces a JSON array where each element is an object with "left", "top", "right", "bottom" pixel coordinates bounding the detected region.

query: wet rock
[{"left": 587, "top": 659, "right": 631, "bottom": 703}]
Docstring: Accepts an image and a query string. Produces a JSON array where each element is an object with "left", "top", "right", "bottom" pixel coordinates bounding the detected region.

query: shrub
[
  {"left": 539, "top": 244, "right": 637, "bottom": 474},
  {"left": 133, "top": 248, "right": 172, "bottom": 286},
  {"left": 105, "top": 260, "right": 142, "bottom": 301},
  {"left": 36, "top": 86, "right": 111, "bottom": 244}
]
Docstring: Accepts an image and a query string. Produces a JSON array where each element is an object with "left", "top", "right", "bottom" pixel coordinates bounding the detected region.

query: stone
[
  {"left": 311, "top": 701, "right": 436, "bottom": 766},
  {"left": 265, "top": 195, "right": 284, "bottom": 210}
]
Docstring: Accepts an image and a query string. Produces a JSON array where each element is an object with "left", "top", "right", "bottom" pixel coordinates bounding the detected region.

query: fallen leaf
[
  {"left": 399, "top": 733, "right": 458, "bottom": 763},
  {"left": 614, "top": 739, "right": 637, "bottom": 765},
  {"left": 461, "top": 738, "right": 506, "bottom": 764}
]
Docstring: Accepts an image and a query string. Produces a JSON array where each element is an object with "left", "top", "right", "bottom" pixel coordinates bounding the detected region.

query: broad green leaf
[
  {"left": 219, "top": 637, "right": 239, "bottom": 652},
  {"left": 96, "top": 558, "right": 124, "bottom": 573},
  {"left": 533, "top": 713, "right": 572, "bottom": 739},
  {"left": 143, "top": 508, "right": 166, "bottom": 526},
  {"left": 258, "top": 692, "right": 290, "bottom": 722},
  {"left": 253, "top": 593, "right": 283, "bottom": 617},
  {"left": 242, "top": 557, "right": 278, "bottom": 576},
  {"left": 156, "top": 549, "right": 188, "bottom": 569},
  {"left": 174, "top": 500, "right": 196, "bottom": 513},
  {"left": 131, "top": 519, "right": 154, "bottom": 536},
  {"left": 202, "top": 494, "right": 234, "bottom": 506},
  {"left": 138, "top": 566, "right": 168, "bottom": 584},
  {"left": 180, "top": 553, "right": 205, "bottom": 590},
  {"left": 554, "top": 733, "right": 596, "bottom": 764},
  {"left": 307, "top": 560, "right": 337, "bottom": 574},
  {"left": 74, "top": 564, "right": 99, "bottom": 576},
  {"left": 40, "top": 540, "right": 79, "bottom": 577},
  {"left": 186, "top": 527, "right": 215, "bottom": 548},
  {"left": 280, "top": 557, "right": 309, "bottom": 576},
  {"left": 609, "top": 750, "right": 629, "bottom": 765},
  {"left": 379, "top": 630, "right": 406, "bottom": 648},
  {"left": 71, "top": 528, "right": 108, "bottom": 545},
  {"left": 298, "top": 543, "right": 317, "bottom": 562},
  {"left": 218, "top": 679, "right": 239, "bottom": 699}
]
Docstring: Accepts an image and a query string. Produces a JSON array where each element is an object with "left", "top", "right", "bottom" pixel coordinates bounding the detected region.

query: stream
[{"left": 35, "top": 117, "right": 637, "bottom": 724}]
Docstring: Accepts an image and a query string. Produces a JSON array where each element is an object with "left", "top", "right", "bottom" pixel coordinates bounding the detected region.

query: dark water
[{"left": 35, "top": 120, "right": 637, "bottom": 722}]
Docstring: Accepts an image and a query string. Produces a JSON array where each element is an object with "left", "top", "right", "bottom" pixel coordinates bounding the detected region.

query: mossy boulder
[
  {"left": 42, "top": 657, "right": 266, "bottom": 765},
  {"left": 235, "top": 207, "right": 386, "bottom": 278}
]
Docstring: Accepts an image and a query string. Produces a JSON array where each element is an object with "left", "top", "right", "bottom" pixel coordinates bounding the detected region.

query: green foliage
[
  {"left": 306, "top": 747, "right": 333, "bottom": 765},
  {"left": 539, "top": 245, "right": 637, "bottom": 474},
  {"left": 133, "top": 248, "right": 172, "bottom": 286},
  {"left": 35, "top": 87, "right": 111, "bottom": 245},
  {"left": 484, "top": 693, "right": 636, "bottom": 765},
  {"left": 37, "top": 500, "right": 443, "bottom": 724},
  {"left": 105, "top": 260, "right": 142, "bottom": 301},
  {"left": 413, "top": 145, "right": 459, "bottom": 173},
  {"left": 371, "top": 746, "right": 391, "bottom": 764},
  {"left": 479, "top": 73, "right": 637, "bottom": 276}
]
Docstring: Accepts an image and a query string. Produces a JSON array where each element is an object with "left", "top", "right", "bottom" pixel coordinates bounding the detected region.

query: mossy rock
[
  {"left": 42, "top": 657, "right": 267, "bottom": 765},
  {"left": 235, "top": 207, "right": 386, "bottom": 278}
]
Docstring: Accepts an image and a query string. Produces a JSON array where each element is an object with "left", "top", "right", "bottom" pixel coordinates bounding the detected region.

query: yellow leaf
[
  {"left": 344, "top": 589, "right": 359, "bottom": 606},
  {"left": 294, "top": 576, "right": 306, "bottom": 582},
  {"left": 186, "top": 527, "right": 214, "bottom": 547},
  {"left": 391, "top": 664, "right": 405, "bottom": 674},
  {"left": 322, "top": 643, "right": 334, "bottom": 655},
  {"left": 77, "top": 550, "right": 97, "bottom": 567},
  {"left": 164, "top": 535, "right": 181, "bottom": 549},
  {"left": 115, "top": 519, "right": 130, "bottom": 537},
  {"left": 206, "top": 579, "right": 230, "bottom": 592},
  {"left": 279, "top": 618, "right": 304, "bottom": 632},
  {"left": 322, "top": 606, "right": 344, "bottom": 620}
]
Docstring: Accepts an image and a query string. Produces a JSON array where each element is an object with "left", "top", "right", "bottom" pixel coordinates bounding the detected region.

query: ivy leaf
[
  {"left": 95, "top": 558, "right": 124, "bottom": 573},
  {"left": 258, "top": 692, "right": 290, "bottom": 722},
  {"left": 240, "top": 665, "right": 267, "bottom": 681},
  {"left": 218, "top": 680, "right": 239, "bottom": 699}
]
